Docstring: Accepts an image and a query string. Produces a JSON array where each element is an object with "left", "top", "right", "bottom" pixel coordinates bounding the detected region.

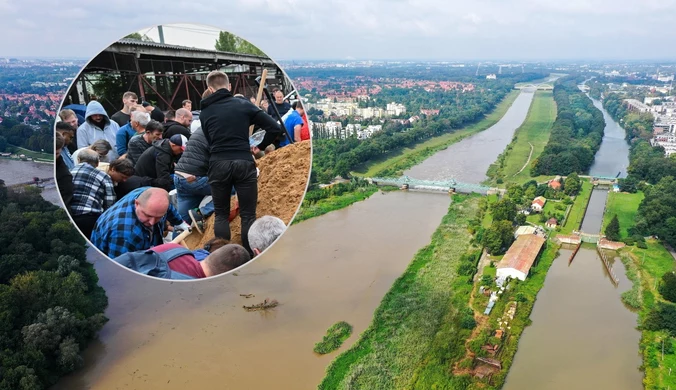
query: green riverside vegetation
[
  {"left": 486, "top": 90, "right": 557, "bottom": 186},
  {"left": 560, "top": 179, "right": 593, "bottom": 234},
  {"left": 314, "top": 322, "right": 353, "bottom": 355},
  {"left": 354, "top": 90, "right": 521, "bottom": 178},
  {"left": 602, "top": 190, "right": 675, "bottom": 390},
  {"left": 318, "top": 194, "right": 480, "bottom": 389},
  {"left": 0, "top": 181, "right": 108, "bottom": 389}
]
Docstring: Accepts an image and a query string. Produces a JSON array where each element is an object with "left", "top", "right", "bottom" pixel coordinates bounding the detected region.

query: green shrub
[{"left": 314, "top": 321, "right": 353, "bottom": 355}]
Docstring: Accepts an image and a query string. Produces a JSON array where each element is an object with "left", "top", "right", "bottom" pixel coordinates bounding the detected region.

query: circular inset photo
[{"left": 54, "top": 24, "right": 312, "bottom": 281}]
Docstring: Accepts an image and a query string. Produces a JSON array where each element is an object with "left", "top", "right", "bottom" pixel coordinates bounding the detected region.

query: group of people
[{"left": 55, "top": 71, "right": 300, "bottom": 280}]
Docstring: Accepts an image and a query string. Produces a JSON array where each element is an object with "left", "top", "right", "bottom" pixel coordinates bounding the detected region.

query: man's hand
[
  {"left": 175, "top": 221, "right": 191, "bottom": 232},
  {"left": 251, "top": 145, "right": 261, "bottom": 155}
]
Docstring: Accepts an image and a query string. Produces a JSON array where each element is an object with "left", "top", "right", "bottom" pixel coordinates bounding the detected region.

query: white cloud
[{"left": 0, "top": 0, "right": 675, "bottom": 60}]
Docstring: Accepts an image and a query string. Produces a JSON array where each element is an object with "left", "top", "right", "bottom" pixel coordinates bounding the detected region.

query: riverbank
[
  {"left": 486, "top": 90, "right": 557, "bottom": 186},
  {"left": 352, "top": 90, "right": 520, "bottom": 178},
  {"left": 294, "top": 185, "right": 380, "bottom": 224},
  {"left": 319, "top": 194, "right": 481, "bottom": 389},
  {"left": 604, "top": 191, "right": 676, "bottom": 390}
]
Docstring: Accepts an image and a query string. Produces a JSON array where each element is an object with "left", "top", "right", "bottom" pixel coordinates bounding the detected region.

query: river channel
[
  {"left": 0, "top": 158, "right": 60, "bottom": 205},
  {"left": 503, "top": 94, "right": 642, "bottom": 389},
  {"left": 54, "top": 191, "right": 450, "bottom": 389},
  {"left": 403, "top": 89, "right": 535, "bottom": 184}
]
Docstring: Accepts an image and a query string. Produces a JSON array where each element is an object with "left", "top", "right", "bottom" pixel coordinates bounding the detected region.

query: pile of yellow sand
[{"left": 184, "top": 140, "right": 311, "bottom": 249}]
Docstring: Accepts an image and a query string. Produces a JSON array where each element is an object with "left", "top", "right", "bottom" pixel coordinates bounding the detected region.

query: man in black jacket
[
  {"left": 134, "top": 134, "right": 186, "bottom": 192},
  {"left": 200, "top": 70, "right": 281, "bottom": 255},
  {"left": 126, "top": 120, "right": 164, "bottom": 165},
  {"left": 163, "top": 108, "right": 192, "bottom": 139}
]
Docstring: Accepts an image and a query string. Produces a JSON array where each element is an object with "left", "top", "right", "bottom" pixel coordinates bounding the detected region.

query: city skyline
[{"left": 1, "top": 0, "right": 675, "bottom": 61}]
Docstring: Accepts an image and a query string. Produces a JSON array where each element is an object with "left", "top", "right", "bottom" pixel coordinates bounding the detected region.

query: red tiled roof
[{"left": 497, "top": 234, "right": 546, "bottom": 275}]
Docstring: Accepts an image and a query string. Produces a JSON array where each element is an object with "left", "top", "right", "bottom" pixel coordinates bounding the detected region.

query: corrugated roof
[
  {"left": 497, "top": 234, "right": 546, "bottom": 275},
  {"left": 114, "top": 38, "right": 269, "bottom": 59}
]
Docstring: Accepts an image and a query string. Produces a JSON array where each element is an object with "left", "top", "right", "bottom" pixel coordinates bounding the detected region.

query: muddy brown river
[{"left": 54, "top": 191, "right": 450, "bottom": 389}]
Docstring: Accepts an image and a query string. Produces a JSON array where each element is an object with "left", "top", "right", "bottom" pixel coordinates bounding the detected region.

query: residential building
[{"left": 531, "top": 196, "right": 546, "bottom": 212}]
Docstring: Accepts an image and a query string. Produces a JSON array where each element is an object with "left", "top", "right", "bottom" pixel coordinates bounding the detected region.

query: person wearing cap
[
  {"left": 163, "top": 108, "right": 192, "bottom": 140},
  {"left": 133, "top": 134, "right": 186, "bottom": 192}
]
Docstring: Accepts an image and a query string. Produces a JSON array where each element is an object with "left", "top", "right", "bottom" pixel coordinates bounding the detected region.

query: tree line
[
  {"left": 531, "top": 77, "right": 606, "bottom": 176},
  {"left": 311, "top": 75, "right": 542, "bottom": 184},
  {"left": 0, "top": 181, "right": 108, "bottom": 389},
  {"left": 0, "top": 117, "right": 54, "bottom": 153}
]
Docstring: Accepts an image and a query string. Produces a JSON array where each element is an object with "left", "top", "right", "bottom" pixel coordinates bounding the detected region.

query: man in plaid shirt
[
  {"left": 91, "top": 186, "right": 191, "bottom": 259},
  {"left": 70, "top": 149, "right": 116, "bottom": 239}
]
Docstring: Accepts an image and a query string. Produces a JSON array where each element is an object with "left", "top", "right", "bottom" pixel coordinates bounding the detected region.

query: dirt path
[
  {"left": 474, "top": 249, "right": 490, "bottom": 283},
  {"left": 513, "top": 142, "right": 534, "bottom": 177}
]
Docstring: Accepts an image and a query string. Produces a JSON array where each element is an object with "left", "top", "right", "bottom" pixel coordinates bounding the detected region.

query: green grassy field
[
  {"left": 501, "top": 91, "right": 557, "bottom": 185},
  {"left": 601, "top": 191, "right": 644, "bottom": 239},
  {"left": 352, "top": 90, "right": 520, "bottom": 178},
  {"left": 481, "top": 194, "right": 499, "bottom": 228},
  {"left": 318, "top": 195, "right": 480, "bottom": 390},
  {"left": 560, "top": 180, "right": 593, "bottom": 234}
]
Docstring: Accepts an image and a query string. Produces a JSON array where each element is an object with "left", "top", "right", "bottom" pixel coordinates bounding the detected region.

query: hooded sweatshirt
[
  {"left": 133, "top": 139, "right": 179, "bottom": 192},
  {"left": 76, "top": 101, "right": 120, "bottom": 160}
]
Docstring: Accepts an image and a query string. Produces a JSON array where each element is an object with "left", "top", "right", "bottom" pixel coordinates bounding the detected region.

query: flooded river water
[
  {"left": 0, "top": 159, "right": 60, "bottom": 205},
  {"left": 404, "top": 89, "right": 535, "bottom": 184},
  {"left": 54, "top": 191, "right": 450, "bottom": 389}
]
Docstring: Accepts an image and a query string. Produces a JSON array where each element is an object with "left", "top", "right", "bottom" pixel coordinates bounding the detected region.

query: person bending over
[
  {"left": 90, "top": 186, "right": 190, "bottom": 258},
  {"left": 247, "top": 216, "right": 287, "bottom": 256}
]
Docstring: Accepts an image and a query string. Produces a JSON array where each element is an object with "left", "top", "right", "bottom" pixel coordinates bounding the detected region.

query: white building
[{"left": 496, "top": 234, "right": 546, "bottom": 281}]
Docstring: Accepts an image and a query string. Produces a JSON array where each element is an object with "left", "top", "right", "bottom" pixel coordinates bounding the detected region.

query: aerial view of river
[
  {"left": 0, "top": 158, "right": 60, "bottom": 205},
  {"left": 503, "top": 91, "right": 642, "bottom": 389},
  {"left": 54, "top": 191, "right": 450, "bottom": 389},
  {"left": 403, "top": 89, "right": 535, "bottom": 184}
]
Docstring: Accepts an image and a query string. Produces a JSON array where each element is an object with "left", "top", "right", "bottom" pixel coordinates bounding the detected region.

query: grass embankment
[
  {"left": 7, "top": 145, "right": 54, "bottom": 162},
  {"left": 621, "top": 242, "right": 676, "bottom": 390},
  {"left": 314, "top": 322, "right": 353, "bottom": 355},
  {"left": 318, "top": 194, "right": 481, "bottom": 389},
  {"left": 601, "top": 191, "right": 644, "bottom": 239},
  {"left": 600, "top": 190, "right": 676, "bottom": 390},
  {"left": 486, "top": 91, "right": 557, "bottom": 186},
  {"left": 293, "top": 186, "right": 380, "bottom": 224},
  {"left": 560, "top": 180, "right": 593, "bottom": 234},
  {"left": 352, "top": 90, "right": 520, "bottom": 178}
]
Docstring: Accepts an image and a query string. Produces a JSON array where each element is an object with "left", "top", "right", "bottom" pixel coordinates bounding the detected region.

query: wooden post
[{"left": 250, "top": 68, "right": 268, "bottom": 136}]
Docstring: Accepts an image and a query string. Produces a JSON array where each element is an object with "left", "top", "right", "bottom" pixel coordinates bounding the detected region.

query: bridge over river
[{"left": 367, "top": 175, "right": 503, "bottom": 195}]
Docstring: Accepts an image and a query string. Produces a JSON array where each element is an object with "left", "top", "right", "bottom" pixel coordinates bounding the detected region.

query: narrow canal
[{"left": 503, "top": 93, "right": 642, "bottom": 389}]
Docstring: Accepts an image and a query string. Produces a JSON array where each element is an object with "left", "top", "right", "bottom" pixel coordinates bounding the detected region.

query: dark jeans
[
  {"left": 208, "top": 159, "right": 257, "bottom": 254},
  {"left": 72, "top": 212, "right": 101, "bottom": 240}
]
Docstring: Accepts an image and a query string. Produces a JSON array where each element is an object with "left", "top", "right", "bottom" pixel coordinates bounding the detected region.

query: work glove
[{"left": 175, "top": 221, "right": 191, "bottom": 233}]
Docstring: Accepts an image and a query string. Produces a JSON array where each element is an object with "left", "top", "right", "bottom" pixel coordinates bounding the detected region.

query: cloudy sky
[{"left": 2, "top": 0, "right": 675, "bottom": 61}]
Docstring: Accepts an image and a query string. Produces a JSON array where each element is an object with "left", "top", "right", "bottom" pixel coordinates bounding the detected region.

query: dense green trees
[
  {"left": 660, "top": 272, "right": 676, "bottom": 303},
  {"left": 214, "top": 32, "right": 265, "bottom": 55},
  {"left": 0, "top": 123, "right": 54, "bottom": 154},
  {"left": 605, "top": 215, "right": 621, "bottom": 241},
  {"left": 643, "top": 303, "right": 676, "bottom": 336},
  {"left": 531, "top": 79, "right": 605, "bottom": 176},
  {"left": 0, "top": 181, "right": 107, "bottom": 389},
  {"left": 633, "top": 176, "right": 676, "bottom": 247},
  {"left": 482, "top": 220, "right": 514, "bottom": 255},
  {"left": 564, "top": 173, "right": 581, "bottom": 195}
]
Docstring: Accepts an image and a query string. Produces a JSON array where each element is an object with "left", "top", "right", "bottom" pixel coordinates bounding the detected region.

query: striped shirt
[{"left": 69, "top": 162, "right": 116, "bottom": 216}]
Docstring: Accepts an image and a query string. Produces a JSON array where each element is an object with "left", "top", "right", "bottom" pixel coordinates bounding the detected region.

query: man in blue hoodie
[{"left": 77, "top": 100, "right": 120, "bottom": 160}]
